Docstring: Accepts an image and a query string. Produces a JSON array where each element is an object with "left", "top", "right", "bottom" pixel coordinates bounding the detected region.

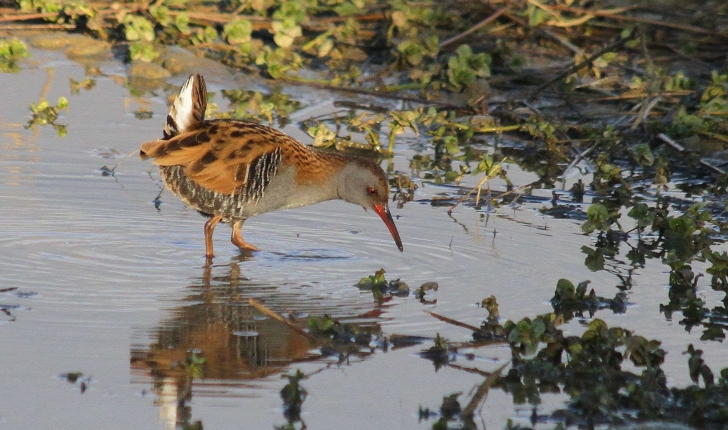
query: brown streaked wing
[{"left": 141, "top": 121, "right": 294, "bottom": 196}]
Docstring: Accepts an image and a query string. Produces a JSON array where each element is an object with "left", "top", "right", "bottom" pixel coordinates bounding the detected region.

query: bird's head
[{"left": 338, "top": 158, "right": 403, "bottom": 252}]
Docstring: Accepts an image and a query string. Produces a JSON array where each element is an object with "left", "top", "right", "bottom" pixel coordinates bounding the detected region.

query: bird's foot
[{"left": 232, "top": 236, "right": 259, "bottom": 252}]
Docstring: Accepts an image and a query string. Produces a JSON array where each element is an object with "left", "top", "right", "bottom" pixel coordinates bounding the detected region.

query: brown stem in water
[
  {"left": 248, "top": 298, "right": 330, "bottom": 348},
  {"left": 424, "top": 309, "right": 480, "bottom": 332},
  {"left": 461, "top": 363, "right": 509, "bottom": 425},
  {"left": 0, "top": 23, "right": 76, "bottom": 30},
  {"left": 0, "top": 12, "right": 61, "bottom": 22},
  {"left": 548, "top": 4, "right": 728, "bottom": 39}
]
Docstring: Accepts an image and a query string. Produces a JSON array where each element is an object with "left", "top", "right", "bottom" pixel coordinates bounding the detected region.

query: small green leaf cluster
[
  {"left": 182, "top": 350, "right": 206, "bottom": 379},
  {"left": 396, "top": 37, "right": 439, "bottom": 67},
  {"left": 306, "top": 123, "right": 337, "bottom": 147},
  {"left": 704, "top": 250, "right": 728, "bottom": 291},
  {"left": 224, "top": 19, "right": 253, "bottom": 45},
  {"left": 18, "top": 0, "right": 61, "bottom": 14},
  {"left": 446, "top": 45, "right": 491, "bottom": 91},
  {"left": 357, "top": 268, "right": 387, "bottom": 290},
  {"left": 498, "top": 316, "right": 670, "bottom": 423},
  {"left": 356, "top": 268, "right": 410, "bottom": 302},
  {"left": 628, "top": 143, "right": 655, "bottom": 167},
  {"left": 581, "top": 203, "right": 615, "bottom": 234},
  {"left": 520, "top": 117, "right": 559, "bottom": 151},
  {"left": 420, "top": 276, "right": 728, "bottom": 428},
  {"left": 279, "top": 369, "right": 307, "bottom": 426},
  {"left": 26, "top": 96, "right": 69, "bottom": 136},
  {"left": 217, "top": 89, "right": 302, "bottom": 125},
  {"left": 584, "top": 199, "right": 715, "bottom": 254},
  {"left": 253, "top": 46, "right": 304, "bottom": 79},
  {"left": 591, "top": 152, "right": 625, "bottom": 191},
  {"left": 551, "top": 278, "right": 627, "bottom": 319},
  {"left": 669, "top": 71, "right": 728, "bottom": 138},
  {"left": 424, "top": 392, "right": 462, "bottom": 430},
  {"left": 474, "top": 295, "right": 505, "bottom": 340},
  {"left": 18, "top": 0, "right": 95, "bottom": 25},
  {"left": 129, "top": 42, "right": 159, "bottom": 62},
  {"left": 306, "top": 314, "right": 376, "bottom": 351},
  {"left": 388, "top": 0, "right": 441, "bottom": 60},
  {"left": 503, "top": 313, "right": 555, "bottom": 357},
  {"left": 310, "top": 105, "right": 484, "bottom": 155},
  {"left": 0, "top": 38, "right": 30, "bottom": 73},
  {"left": 302, "top": 18, "right": 365, "bottom": 63},
  {"left": 474, "top": 153, "right": 501, "bottom": 178},
  {"left": 123, "top": 14, "right": 155, "bottom": 42}
]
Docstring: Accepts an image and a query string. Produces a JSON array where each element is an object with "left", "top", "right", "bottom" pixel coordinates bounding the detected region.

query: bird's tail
[{"left": 162, "top": 73, "right": 207, "bottom": 140}]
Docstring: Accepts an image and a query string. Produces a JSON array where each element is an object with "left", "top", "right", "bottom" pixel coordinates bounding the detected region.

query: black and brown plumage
[{"left": 140, "top": 74, "right": 403, "bottom": 258}]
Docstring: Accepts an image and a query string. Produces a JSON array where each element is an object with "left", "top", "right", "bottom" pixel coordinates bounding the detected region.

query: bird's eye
[{"left": 367, "top": 187, "right": 378, "bottom": 195}]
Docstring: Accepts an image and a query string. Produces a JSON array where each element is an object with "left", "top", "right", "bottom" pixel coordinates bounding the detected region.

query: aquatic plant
[{"left": 0, "top": 38, "right": 29, "bottom": 73}]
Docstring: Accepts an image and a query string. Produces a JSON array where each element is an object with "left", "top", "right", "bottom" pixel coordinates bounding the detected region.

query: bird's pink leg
[
  {"left": 204, "top": 215, "right": 222, "bottom": 258},
  {"left": 231, "top": 219, "right": 259, "bottom": 251}
]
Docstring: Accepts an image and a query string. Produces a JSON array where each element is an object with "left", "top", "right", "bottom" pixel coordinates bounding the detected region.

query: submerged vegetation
[
  {"left": 4, "top": 0, "right": 728, "bottom": 428},
  {"left": 418, "top": 287, "right": 728, "bottom": 429}
]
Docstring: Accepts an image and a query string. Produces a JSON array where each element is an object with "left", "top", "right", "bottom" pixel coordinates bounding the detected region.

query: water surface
[{"left": 1, "top": 46, "right": 725, "bottom": 429}]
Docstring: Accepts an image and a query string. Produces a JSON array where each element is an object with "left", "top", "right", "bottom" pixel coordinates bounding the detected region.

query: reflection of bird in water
[
  {"left": 129, "top": 262, "right": 316, "bottom": 430},
  {"left": 140, "top": 74, "right": 403, "bottom": 258},
  {"left": 128, "top": 261, "right": 387, "bottom": 430}
]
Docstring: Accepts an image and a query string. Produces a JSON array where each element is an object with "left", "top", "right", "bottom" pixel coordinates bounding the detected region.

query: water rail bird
[{"left": 140, "top": 74, "right": 403, "bottom": 258}]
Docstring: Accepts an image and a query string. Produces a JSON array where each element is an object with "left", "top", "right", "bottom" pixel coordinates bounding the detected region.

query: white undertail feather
[{"left": 163, "top": 74, "right": 206, "bottom": 139}]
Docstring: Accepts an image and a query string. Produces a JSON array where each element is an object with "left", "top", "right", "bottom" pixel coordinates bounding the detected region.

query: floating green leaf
[
  {"left": 271, "top": 18, "right": 302, "bottom": 49},
  {"left": 123, "top": 15, "right": 155, "bottom": 42},
  {"left": 224, "top": 19, "right": 253, "bottom": 45},
  {"left": 582, "top": 203, "right": 610, "bottom": 233}
]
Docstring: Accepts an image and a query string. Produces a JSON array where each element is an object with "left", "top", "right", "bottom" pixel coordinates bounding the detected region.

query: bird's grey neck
[
  {"left": 334, "top": 161, "right": 368, "bottom": 205},
  {"left": 247, "top": 166, "right": 342, "bottom": 215}
]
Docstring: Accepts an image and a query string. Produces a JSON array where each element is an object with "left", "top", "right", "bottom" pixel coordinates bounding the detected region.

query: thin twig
[
  {"left": 40, "top": 68, "right": 54, "bottom": 101},
  {"left": 0, "top": 12, "right": 59, "bottom": 22},
  {"left": 439, "top": 8, "right": 507, "bottom": 49},
  {"left": 248, "top": 298, "right": 329, "bottom": 347},
  {"left": 356, "top": 63, "right": 395, "bottom": 84},
  {"left": 282, "top": 75, "right": 472, "bottom": 111},
  {"left": 461, "top": 362, "right": 509, "bottom": 424},
  {"left": 446, "top": 363, "right": 494, "bottom": 377},
  {"left": 548, "top": 4, "right": 728, "bottom": 39},
  {"left": 447, "top": 181, "right": 534, "bottom": 215},
  {"left": 657, "top": 133, "right": 725, "bottom": 175},
  {"left": 657, "top": 133, "right": 685, "bottom": 151},
  {"left": 424, "top": 309, "right": 481, "bottom": 332},
  {"left": 587, "top": 90, "right": 694, "bottom": 102},
  {"left": 527, "top": 27, "right": 638, "bottom": 103},
  {"left": 699, "top": 159, "right": 726, "bottom": 175},
  {"left": 499, "top": 4, "right": 583, "bottom": 54},
  {"left": 0, "top": 23, "right": 76, "bottom": 30},
  {"left": 559, "top": 141, "right": 598, "bottom": 179},
  {"left": 631, "top": 95, "right": 660, "bottom": 131}
]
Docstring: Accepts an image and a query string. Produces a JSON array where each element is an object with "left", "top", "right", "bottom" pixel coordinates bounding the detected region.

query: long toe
[
  {"left": 231, "top": 221, "right": 259, "bottom": 251},
  {"left": 231, "top": 236, "right": 259, "bottom": 251}
]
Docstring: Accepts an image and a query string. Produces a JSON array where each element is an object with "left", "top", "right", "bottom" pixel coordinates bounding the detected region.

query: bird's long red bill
[{"left": 373, "top": 204, "right": 403, "bottom": 252}]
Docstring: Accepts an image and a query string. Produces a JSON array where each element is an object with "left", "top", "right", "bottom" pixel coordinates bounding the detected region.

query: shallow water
[{"left": 1, "top": 46, "right": 726, "bottom": 429}]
